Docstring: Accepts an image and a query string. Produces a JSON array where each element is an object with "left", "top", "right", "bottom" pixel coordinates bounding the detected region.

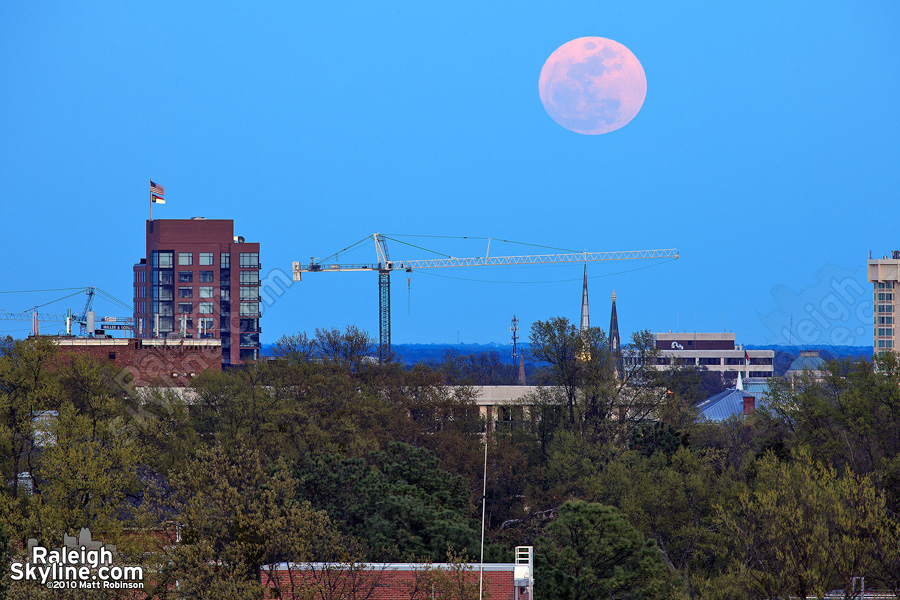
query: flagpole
[{"left": 149, "top": 179, "right": 153, "bottom": 223}]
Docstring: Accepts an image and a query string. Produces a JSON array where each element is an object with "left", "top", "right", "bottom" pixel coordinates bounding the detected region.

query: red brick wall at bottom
[{"left": 261, "top": 565, "right": 530, "bottom": 600}]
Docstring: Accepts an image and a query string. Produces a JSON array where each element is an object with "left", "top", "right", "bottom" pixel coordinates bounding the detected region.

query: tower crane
[
  {"left": 293, "top": 233, "right": 679, "bottom": 359},
  {"left": 0, "top": 287, "right": 133, "bottom": 337}
]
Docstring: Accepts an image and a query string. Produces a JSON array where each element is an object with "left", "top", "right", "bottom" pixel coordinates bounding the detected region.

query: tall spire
[
  {"left": 609, "top": 290, "right": 620, "bottom": 352},
  {"left": 580, "top": 264, "right": 590, "bottom": 333}
]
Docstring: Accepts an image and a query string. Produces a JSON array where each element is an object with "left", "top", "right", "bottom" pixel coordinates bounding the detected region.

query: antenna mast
[{"left": 510, "top": 315, "right": 520, "bottom": 367}]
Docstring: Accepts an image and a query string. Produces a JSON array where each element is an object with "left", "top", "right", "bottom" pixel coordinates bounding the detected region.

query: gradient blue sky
[{"left": 2, "top": 2, "right": 898, "bottom": 348}]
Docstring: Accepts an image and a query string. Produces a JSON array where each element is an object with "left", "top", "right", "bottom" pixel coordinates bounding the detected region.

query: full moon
[{"left": 539, "top": 37, "right": 647, "bottom": 135}]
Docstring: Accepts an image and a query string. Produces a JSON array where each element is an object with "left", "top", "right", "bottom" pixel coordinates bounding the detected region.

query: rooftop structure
[
  {"left": 784, "top": 349, "right": 827, "bottom": 381},
  {"left": 697, "top": 387, "right": 758, "bottom": 421}
]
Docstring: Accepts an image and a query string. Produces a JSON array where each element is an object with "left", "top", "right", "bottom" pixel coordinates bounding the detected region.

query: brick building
[
  {"left": 261, "top": 560, "right": 533, "bottom": 600},
  {"left": 53, "top": 337, "right": 222, "bottom": 388},
  {"left": 132, "top": 218, "right": 260, "bottom": 366}
]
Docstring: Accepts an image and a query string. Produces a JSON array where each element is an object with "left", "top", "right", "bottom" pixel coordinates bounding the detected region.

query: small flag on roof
[
  {"left": 151, "top": 194, "right": 165, "bottom": 204},
  {"left": 150, "top": 180, "right": 165, "bottom": 197}
]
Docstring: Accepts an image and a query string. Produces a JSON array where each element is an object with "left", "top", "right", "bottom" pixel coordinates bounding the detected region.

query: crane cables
[{"left": 0, "top": 286, "right": 132, "bottom": 313}]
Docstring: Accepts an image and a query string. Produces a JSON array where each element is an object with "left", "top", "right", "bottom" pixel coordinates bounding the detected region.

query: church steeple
[
  {"left": 609, "top": 290, "right": 620, "bottom": 352},
  {"left": 580, "top": 264, "right": 590, "bottom": 333}
]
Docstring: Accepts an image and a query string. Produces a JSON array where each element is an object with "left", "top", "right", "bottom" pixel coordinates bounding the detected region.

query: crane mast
[{"left": 292, "top": 234, "right": 679, "bottom": 360}]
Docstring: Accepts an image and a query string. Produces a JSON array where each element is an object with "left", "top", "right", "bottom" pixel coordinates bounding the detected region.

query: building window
[
  {"left": 178, "top": 303, "right": 193, "bottom": 314},
  {"left": 153, "top": 251, "right": 173, "bottom": 268},
  {"left": 199, "top": 271, "right": 214, "bottom": 283},
  {"left": 240, "top": 318, "right": 259, "bottom": 332},
  {"left": 698, "top": 357, "right": 721, "bottom": 366},
  {"left": 198, "top": 317, "right": 214, "bottom": 336},
  {"left": 878, "top": 282, "right": 895, "bottom": 289},
  {"left": 220, "top": 318, "right": 230, "bottom": 333},
  {"left": 878, "top": 292, "right": 894, "bottom": 301},
  {"left": 748, "top": 371, "right": 771, "bottom": 378},
  {"left": 178, "top": 287, "right": 193, "bottom": 298},
  {"left": 157, "top": 271, "right": 173, "bottom": 284},
  {"left": 199, "top": 286, "right": 214, "bottom": 299},
  {"left": 240, "top": 348, "right": 259, "bottom": 361},
  {"left": 179, "top": 271, "right": 193, "bottom": 283},
  {"left": 179, "top": 252, "right": 193, "bottom": 266},
  {"left": 749, "top": 357, "right": 773, "bottom": 365},
  {"left": 199, "top": 302, "right": 214, "bottom": 314},
  {"left": 240, "top": 332, "right": 260, "bottom": 347},
  {"left": 725, "top": 357, "right": 744, "bottom": 365},
  {"left": 157, "top": 287, "right": 173, "bottom": 301},
  {"left": 220, "top": 253, "right": 230, "bottom": 268},
  {"left": 878, "top": 305, "right": 894, "bottom": 313},
  {"left": 240, "top": 271, "right": 259, "bottom": 285},
  {"left": 221, "top": 288, "right": 230, "bottom": 301},
  {"left": 878, "top": 328, "right": 894, "bottom": 337},
  {"left": 240, "top": 253, "right": 259, "bottom": 268},
  {"left": 199, "top": 252, "right": 214, "bottom": 266},
  {"left": 239, "top": 302, "right": 260, "bottom": 316},
  {"left": 220, "top": 301, "right": 230, "bottom": 316},
  {"left": 879, "top": 317, "right": 895, "bottom": 325},
  {"left": 240, "top": 287, "right": 260, "bottom": 301}
]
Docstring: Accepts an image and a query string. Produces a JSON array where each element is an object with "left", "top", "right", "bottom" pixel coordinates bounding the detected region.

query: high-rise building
[
  {"left": 867, "top": 250, "right": 899, "bottom": 353},
  {"left": 133, "top": 218, "right": 261, "bottom": 366}
]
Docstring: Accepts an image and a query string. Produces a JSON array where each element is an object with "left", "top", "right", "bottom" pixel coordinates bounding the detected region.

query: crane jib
[{"left": 292, "top": 249, "right": 679, "bottom": 277}]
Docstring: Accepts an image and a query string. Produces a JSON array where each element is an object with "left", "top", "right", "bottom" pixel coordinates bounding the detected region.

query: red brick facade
[
  {"left": 53, "top": 338, "right": 222, "bottom": 388},
  {"left": 260, "top": 563, "right": 531, "bottom": 600},
  {"left": 133, "top": 218, "right": 261, "bottom": 366}
]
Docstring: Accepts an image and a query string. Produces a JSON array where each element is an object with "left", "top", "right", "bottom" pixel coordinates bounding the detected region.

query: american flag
[{"left": 150, "top": 180, "right": 165, "bottom": 197}]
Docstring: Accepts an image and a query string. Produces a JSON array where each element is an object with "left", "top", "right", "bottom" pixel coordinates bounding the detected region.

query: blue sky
[{"left": 1, "top": 2, "right": 898, "bottom": 348}]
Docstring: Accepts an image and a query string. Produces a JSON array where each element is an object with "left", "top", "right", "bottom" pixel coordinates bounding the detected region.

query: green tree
[
  {"left": 766, "top": 355, "right": 900, "bottom": 512},
  {"left": 143, "top": 442, "right": 339, "bottom": 599},
  {"left": 536, "top": 500, "right": 682, "bottom": 600},
  {"left": 293, "top": 442, "right": 479, "bottom": 562},
  {"left": 0, "top": 338, "right": 59, "bottom": 504},
  {"left": 436, "top": 348, "right": 517, "bottom": 385},
  {"left": 33, "top": 402, "right": 141, "bottom": 540},
  {"left": 585, "top": 448, "right": 744, "bottom": 599},
  {"left": 719, "top": 448, "right": 896, "bottom": 599}
]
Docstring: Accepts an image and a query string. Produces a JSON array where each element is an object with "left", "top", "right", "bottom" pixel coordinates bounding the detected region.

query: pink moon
[{"left": 539, "top": 37, "right": 647, "bottom": 135}]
